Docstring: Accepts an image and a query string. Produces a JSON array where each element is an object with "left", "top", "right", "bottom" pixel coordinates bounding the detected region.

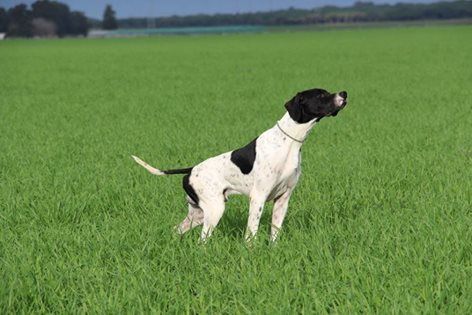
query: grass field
[{"left": 1, "top": 25, "right": 471, "bottom": 313}]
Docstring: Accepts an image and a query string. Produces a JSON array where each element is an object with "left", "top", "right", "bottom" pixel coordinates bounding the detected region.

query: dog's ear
[{"left": 284, "top": 93, "right": 302, "bottom": 122}]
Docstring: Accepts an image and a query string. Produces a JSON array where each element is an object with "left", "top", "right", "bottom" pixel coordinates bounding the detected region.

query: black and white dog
[{"left": 133, "top": 88, "right": 348, "bottom": 242}]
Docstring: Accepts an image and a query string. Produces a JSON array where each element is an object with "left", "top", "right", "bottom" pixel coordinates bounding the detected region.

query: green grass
[{"left": 1, "top": 25, "right": 471, "bottom": 313}]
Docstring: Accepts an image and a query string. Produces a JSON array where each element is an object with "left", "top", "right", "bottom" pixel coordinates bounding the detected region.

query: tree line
[
  {"left": 0, "top": 1, "right": 119, "bottom": 38},
  {"left": 1, "top": 0, "right": 471, "bottom": 38},
  {"left": 0, "top": 1, "right": 88, "bottom": 37},
  {"left": 117, "top": 1, "right": 472, "bottom": 29}
]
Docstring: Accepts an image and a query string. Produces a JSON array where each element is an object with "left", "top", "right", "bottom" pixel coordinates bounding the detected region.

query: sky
[{"left": 1, "top": 0, "right": 443, "bottom": 19}]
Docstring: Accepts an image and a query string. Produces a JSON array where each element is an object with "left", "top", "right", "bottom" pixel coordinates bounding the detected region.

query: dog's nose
[{"left": 339, "top": 91, "right": 347, "bottom": 99}]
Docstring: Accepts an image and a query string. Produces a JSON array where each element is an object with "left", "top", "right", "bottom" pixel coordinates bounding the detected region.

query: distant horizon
[{"left": 1, "top": 0, "right": 445, "bottom": 19}]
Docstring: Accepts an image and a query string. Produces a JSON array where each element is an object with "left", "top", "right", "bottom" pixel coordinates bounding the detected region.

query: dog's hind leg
[
  {"left": 199, "top": 197, "right": 225, "bottom": 242},
  {"left": 175, "top": 203, "right": 204, "bottom": 235}
]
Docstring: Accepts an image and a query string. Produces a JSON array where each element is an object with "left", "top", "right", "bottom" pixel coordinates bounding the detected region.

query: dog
[{"left": 132, "top": 88, "right": 348, "bottom": 242}]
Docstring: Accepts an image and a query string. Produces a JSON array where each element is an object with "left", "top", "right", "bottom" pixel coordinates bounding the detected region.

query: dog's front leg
[
  {"left": 270, "top": 189, "right": 293, "bottom": 242},
  {"left": 245, "top": 193, "right": 267, "bottom": 241}
]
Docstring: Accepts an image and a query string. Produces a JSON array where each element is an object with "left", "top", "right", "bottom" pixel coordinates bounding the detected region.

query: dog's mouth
[
  {"left": 334, "top": 92, "right": 347, "bottom": 106},
  {"left": 333, "top": 91, "right": 348, "bottom": 113},
  {"left": 330, "top": 92, "right": 348, "bottom": 117}
]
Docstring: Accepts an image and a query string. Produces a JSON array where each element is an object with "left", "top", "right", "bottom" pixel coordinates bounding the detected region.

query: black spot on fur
[
  {"left": 183, "top": 174, "right": 199, "bottom": 205},
  {"left": 163, "top": 167, "right": 193, "bottom": 175},
  {"left": 230, "top": 137, "right": 257, "bottom": 175}
]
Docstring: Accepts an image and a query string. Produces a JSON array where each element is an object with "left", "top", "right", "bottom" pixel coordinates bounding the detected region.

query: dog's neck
[{"left": 276, "top": 112, "right": 319, "bottom": 143}]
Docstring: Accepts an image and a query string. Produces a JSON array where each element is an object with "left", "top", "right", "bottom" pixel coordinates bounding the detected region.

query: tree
[
  {"left": 31, "top": 17, "right": 56, "bottom": 37},
  {"left": 102, "top": 5, "right": 117, "bottom": 30},
  {"left": 31, "top": 0, "right": 71, "bottom": 37},
  {"left": 69, "top": 11, "right": 88, "bottom": 36},
  {"left": 0, "top": 7, "right": 8, "bottom": 33},
  {"left": 6, "top": 4, "right": 32, "bottom": 37}
]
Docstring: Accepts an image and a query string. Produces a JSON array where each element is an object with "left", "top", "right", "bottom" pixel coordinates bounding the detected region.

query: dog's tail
[{"left": 131, "top": 155, "right": 193, "bottom": 176}]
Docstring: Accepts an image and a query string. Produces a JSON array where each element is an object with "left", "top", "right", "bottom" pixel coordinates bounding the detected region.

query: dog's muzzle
[{"left": 335, "top": 91, "right": 348, "bottom": 107}]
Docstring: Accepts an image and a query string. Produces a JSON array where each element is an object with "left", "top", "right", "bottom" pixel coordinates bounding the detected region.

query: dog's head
[{"left": 285, "top": 88, "right": 348, "bottom": 123}]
